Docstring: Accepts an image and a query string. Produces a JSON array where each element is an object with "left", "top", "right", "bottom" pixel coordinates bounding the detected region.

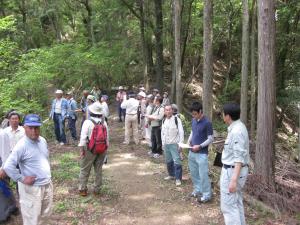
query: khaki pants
[
  {"left": 79, "top": 149, "right": 106, "bottom": 193},
  {"left": 124, "top": 114, "right": 139, "bottom": 145},
  {"left": 18, "top": 182, "right": 53, "bottom": 225}
]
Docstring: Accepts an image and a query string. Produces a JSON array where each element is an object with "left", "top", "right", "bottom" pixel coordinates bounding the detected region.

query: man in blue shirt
[
  {"left": 49, "top": 89, "right": 68, "bottom": 145},
  {"left": 66, "top": 91, "right": 78, "bottom": 142},
  {"left": 187, "top": 102, "right": 214, "bottom": 203}
]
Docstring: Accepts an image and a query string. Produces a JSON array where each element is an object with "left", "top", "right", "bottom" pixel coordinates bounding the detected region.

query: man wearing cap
[
  {"left": 86, "top": 95, "right": 96, "bottom": 120},
  {"left": 220, "top": 103, "right": 249, "bottom": 225},
  {"left": 116, "top": 86, "right": 127, "bottom": 122},
  {"left": 66, "top": 92, "right": 78, "bottom": 142},
  {"left": 121, "top": 92, "right": 140, "bottom": 145},
  {"left": 78, "top": 103, "right": 109, "bottom": 196},
  {"left": 49, "top": 89, "right": 68, "bottom": 145},
  {"left": 3, "top": 114, "right": 53, "bottom": 225}
]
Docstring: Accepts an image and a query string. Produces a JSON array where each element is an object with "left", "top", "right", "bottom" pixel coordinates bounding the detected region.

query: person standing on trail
[
  {"left": 187, "top": 101, "right": 213, "bottom": 203},
  {"left": 78, "top": 103, "right": 109, "bottom": 196},
  {"left": 4, "top": 111, "right": 25, "bottom": 150},
  {"left": 78, "top": 90, "right": 90, "bottom": 127},
  {"left": 121, "top": 91, "right": 140, "bottom": 145},
  {"left": 145, "top": 94, "right": 154, "bottom": 148},
  {"left": 66, "top": 92, "right": 78, "bottom": 142},
  {"left": 49, "top": 89, "right": 68, "bottom": 145},
  {"left": 3, "top": 114, "right": 53, "bottom": 225},
  {"left": 85, "top": 95, "right": 96, "bottom": 120},
  {"left": 161, "top": 105, "right": 184, "bottom": 186},
  {"left": 116, "top": 86, "right": 127, "bottom": 122},
  {"left": 137, "top": 91, "right": 147, "bottom": 140},
  {"left": 162, "top": 92, "right": 170, "bottom": 107},
  {"left": 100, "top": 95, "right": 110, "bottom": 122},
  {"left": 0, "top": 129, "right": 18, "bottom": 223},
  {"left": 147, "top": 96, "right": 164, "bottom": 158},
  {"left": 220, "top": 103, "right": 249, "bottom": 225}
]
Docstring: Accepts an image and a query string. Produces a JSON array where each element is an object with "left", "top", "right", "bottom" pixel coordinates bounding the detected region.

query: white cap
[
  {"left": 139, "top": 87, "right": 145, "bottom": 91},
  {"left": 138, "top": 91, "right": 146, "bottom": 98},
  {"left": 88, "top": 102, "right": 103, "bottom": 115},
  {"left": 87, "top": 95, "right": 96, "bottom": 102},
  {"left": 55, "top": 90, "right": 63, "bottom": 94},
  {"left": 119, "top": 86, "right": 124, "bottom": 90}
]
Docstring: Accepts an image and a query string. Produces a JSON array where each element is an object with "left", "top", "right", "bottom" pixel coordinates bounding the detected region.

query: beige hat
[
  {"left": 87, "top": 95, "right": 96, "bottom": 102},
  {"left": 138, "top": 91, "right": 146, "bottom": 98},
  {"left": 55, "top": 89, "right": 63, "bottom": 94},
  {"left": 119, "top": 86, "right": 124, "bottom": 90},
  {"left": 88, "top": 102, "right": 103, "bottom": 115}
]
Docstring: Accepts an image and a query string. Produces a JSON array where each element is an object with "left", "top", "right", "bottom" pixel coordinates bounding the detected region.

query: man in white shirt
[
  {"left": 4, "top": 112, "right": 25, "bottom": 150},
  {"left": 78, "top": 103, "right": 109, "bottom": 197},
  {"left": 121, "top": 91, "right": 140, "bottom": 145},
  {"left": 161, "top": 105, "right": 184, "bottom": 186}
]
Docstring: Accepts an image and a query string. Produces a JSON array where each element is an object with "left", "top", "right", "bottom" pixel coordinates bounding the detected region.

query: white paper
[{"left": 178, "top": 143, "right": 192, "bottom": 149}]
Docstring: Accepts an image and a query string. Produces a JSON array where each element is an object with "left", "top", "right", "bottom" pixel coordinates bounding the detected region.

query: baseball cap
[{"left": 24, "top": 114, "right": 42, "bottom": 126}]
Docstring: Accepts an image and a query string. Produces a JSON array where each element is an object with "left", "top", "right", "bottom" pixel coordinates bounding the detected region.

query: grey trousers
[
  {"left": 220, "top": 166, "right": 248, "bottom": 225},
  {"left": 79, "top": 149, "right": 106, "bottom": 193}
]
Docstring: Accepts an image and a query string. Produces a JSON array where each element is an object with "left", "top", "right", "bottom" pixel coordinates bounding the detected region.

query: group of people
[
  {"left": 0, "top": 84, "right": 250, "bottom": 225},
  {"left": 116, "top": 86, "right": 250, "bottom": 225}
]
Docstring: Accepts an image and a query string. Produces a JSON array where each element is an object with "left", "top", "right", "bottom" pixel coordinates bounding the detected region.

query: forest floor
[{"left": 6, "top": 112, "right": 299, "bottom": 225}]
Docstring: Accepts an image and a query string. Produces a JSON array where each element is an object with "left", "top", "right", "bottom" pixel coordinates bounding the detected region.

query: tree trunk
[
  {"left": 202, "top": 0, "right": 213, "bottom": 120},
  {"left": 154, "top": 0, "right": 164, "bottom": 91},
  {"left": 171, "top": 0, "right": 176, "bottom": 103},
  {"left": 240, "top": 0, "right": 250, "bottom": 124},
  {"left": 250, "top": 0, "right": 257, "bottom": 140},
  {"left": 174, "top": 0, "right": 182, "bottom": 112},
  {"left": 255, "top": 0, "right": 276, "bottom": 186},
  {"left": 83, "top": 0, "right": 95, "bottom": 45}
]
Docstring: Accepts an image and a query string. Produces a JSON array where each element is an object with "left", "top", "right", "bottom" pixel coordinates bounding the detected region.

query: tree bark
[
  {"left": 240, "top": 0, "right": 250, "bottom": 124},
  {"left": 255, "top": 0, "right": 276, "bottom": 186},
  {"left": 174, "top": 0, "right": 182, "bottom": 112},
  {"left": 250, "top": 0, "right": 257, "bottom": 140},
  {"left": 171, "top": 0, "right": 176, "bottom": 103},
  {"left": 154, "top": 0, "right": 164, "bottom": 91},
  {"left": 82, "top": 0, "right": 95, "bottom": 45},
  {"left": 202, "top": 0, "right": 213, "bottom": 120}
]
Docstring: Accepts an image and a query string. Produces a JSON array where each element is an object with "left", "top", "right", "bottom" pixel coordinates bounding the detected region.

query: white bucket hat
[
  {"left": 55, "top": 89, "right": 63, "bottom": 94},
  {"left": 87, "top": 95, "right": 96, "bottom": 102},
  {"left": 88, "top": 102, "right": 103, "bottom": 115},
  {"left": 138, "top": 91, "right": 146, "bottom": 98}
]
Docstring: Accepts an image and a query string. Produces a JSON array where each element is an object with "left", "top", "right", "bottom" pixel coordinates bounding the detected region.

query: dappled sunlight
[
  {"left": 104, "top": 161, "right": 133, "bottom": 169},
  {"left": 136, "top": 171, "right": 154, "bottom": 176},
  {"left": 128, "top": 192, "right": 155, "bottom": 201},
  {"left": 173, "top": 213, "right": 193, "bottom": 223}
]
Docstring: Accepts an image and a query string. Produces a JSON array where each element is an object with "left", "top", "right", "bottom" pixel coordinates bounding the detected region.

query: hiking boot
[
  {"left": 164, "top": 176, "right": 175, "bottom": 181},
  {"left": 79, "top": 190, "right": 88, "bottom": 197},
  {"left": 175, "top": 179, "right": 182, "bottom": 186}
]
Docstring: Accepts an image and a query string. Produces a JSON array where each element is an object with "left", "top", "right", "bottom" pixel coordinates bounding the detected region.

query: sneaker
[
  {"left": 60, "top": 142, "right": 65, "bottom": 146},
  {"left": 189, "top": 191, "right": 201, "bottom": 198},
  {"left": 197, "top": 196, "right": 211, "bottom": 203},
  {"left": 175, "top": 179, "right": 182, "bottom": 186},
  {"left": 122, "top": 141, "right": 129, "bottom": 145},
  {"left": 164, "top": 176, "right": 175, "bottom": 181},
  {"left": 79, "top": 190, "right": 88, "bottom": 197},
  {"left": 153, "top": 153, "right": 160, "bottom": 158}
]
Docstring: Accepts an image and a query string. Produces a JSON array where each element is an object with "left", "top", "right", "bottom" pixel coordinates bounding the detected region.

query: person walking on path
[
  {"left": 187, "top": 102, "right": 214, "bottom": 203},
  {"left": 161, "top": 105, "right": 184, "bottom": 186},
  {"left": 66, "top": 92, "right": 78, "bottom": 142},
  {"left": 3, "top": 114, "right": 53, "bottom": 225},
  {"left": 4, "top": 111, "right": 25, "bottom": 150},
  {"left": 49, "top": 89, "right": 68, "bottom": 145},
  {"left": 116, "top": 86, "right": 127, "bottom": 122},
  {"left": 78, "top": 103, "right": 109, "bottom": 196},
  {"left": 121, "top": 92, "right": 140, "bottom": 145},
  {"left": 0, "top": 130, "right": 18, "bottom": 223},
  {"left": 220, "top": 103, "right": 249, "bottom": 225},
  {"left": 147, "top": 96, "right": 164, "bottom": 158}
]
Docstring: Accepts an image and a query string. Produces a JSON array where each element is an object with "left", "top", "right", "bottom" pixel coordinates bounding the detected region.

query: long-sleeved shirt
[
  {"left": 101, "top": 102, "right": 110, "bottom": 118},
  {"left": 67, "top": 98, "right": 78, "bottom": 119},
  {"left": 150, "top": 105, "right": 164, "bottom": 127},
  {"left": 49, "top": 98, "right": 68, "bottom": 119},
  {"left": 222, "top": 119, "right": 249, "bottom": 166},
  {"left": 4, "top": 126, "right": 25, "bottom": 151},
  {"left": 0, "top": 129, "right": 10, "bottom": 166},
  {"left": 121, "top": 98, "right": 139, "bottom": 115},
  {"left": 161, "top": 115, "right": 184, "bottom": 146},
  {"left": 78, "top": 117, "right": 109, "bottom": 147},
  {"left": 3, "top": 136, "right": 51, "bottom": 186},
  {"left": 116, "top": 91, "right": 127, "bottom": 103}
]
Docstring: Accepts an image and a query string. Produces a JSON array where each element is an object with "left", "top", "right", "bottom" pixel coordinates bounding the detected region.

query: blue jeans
[
  {"left": 188, "top": 152, "right": 212, "bottom": 199},
  {"left": 53, "top": 113, "right": 66, "bottom": 143},
  {"left": 67, "top": 117, "right": 77, "bottom": 140},
  {"left": 164, "top": 144, "right": 182, "bottom": 180},
  {"left": 118, "top": 103, "right": 126, "bottom": 121}
]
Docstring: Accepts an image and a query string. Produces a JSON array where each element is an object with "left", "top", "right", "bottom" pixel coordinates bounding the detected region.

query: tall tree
[
  {"left": 240, "top": 0, "right": 250, "bottom": 124},
  {"left": 250, "top": 0, "right": 257, "bottom": 139},
  {"left": 80, "top": 0, "right": 95, "bottom": 45},
  {"left": 154, "top": 0, "right": 164, "bottom": 90},
  {"left": 202, "top": 0, "right": 213, "bottom": 120},
  {"left": 255, "top": 0, "right": 276, "bottom": 186},
  {"left": 174, "top": 0, "right": 182, "bottom": 112}
]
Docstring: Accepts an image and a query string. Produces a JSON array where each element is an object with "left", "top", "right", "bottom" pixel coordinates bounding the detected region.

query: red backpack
[{"left": 87, "top": 119, "right": 108, "bottom": 154}]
